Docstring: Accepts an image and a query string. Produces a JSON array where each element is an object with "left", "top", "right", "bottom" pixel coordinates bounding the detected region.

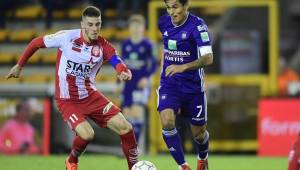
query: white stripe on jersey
[
  {"left": 58, "top": 53, "right": 70, "bottom": 98},
  {"left": 156, "top": 86, "right": 161, "bottom": 109},
  {"left": 76, "top": 77, "right": 89, "bottom": 99},
  {"left": 89, "top": 60, "right": 103, "bottom": 91},
  {"left": 204, "top": 92, "right": 207, "bottom": 121},
  {"left": 197, "top": 46, "right": 206, "bottom": 92}
]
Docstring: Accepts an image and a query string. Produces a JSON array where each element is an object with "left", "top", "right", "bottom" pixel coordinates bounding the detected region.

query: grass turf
[{"left": 0, "top": 154, "right": 287, "bottom": 170}]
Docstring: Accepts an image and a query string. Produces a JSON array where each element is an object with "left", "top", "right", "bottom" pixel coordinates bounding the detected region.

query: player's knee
[
  {"left": 161, "top": 117, "right": 175, "bottom": 130},
  {"left": 118, "top": 119, "right": 133, "bottom": 135},
  {"left": 79, "top": 128, "right": 95, "bottom": 141},
  {"left": 161, "top": 121, "right": 175, "bottom": 130},
  {"left": 194, "top": 130, "right": 209, "bottom": 143}
]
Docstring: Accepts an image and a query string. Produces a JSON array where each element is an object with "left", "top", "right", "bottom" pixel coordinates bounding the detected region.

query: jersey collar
[{"left": 80, "top": 30, "right": 99, "bottom": 46}]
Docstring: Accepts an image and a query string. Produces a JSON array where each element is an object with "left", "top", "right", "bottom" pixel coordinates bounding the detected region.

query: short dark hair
[
  {"left": 82, "top": 6, "right": 101, "bottom": 18},
  {"left": 164, "top": 0, "right": 188, "bottom": 6}
]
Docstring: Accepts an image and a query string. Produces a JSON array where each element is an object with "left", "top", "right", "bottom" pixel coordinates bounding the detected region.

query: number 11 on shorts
[{"left": 69, "top": 114, "right": 79, "bottom": 123}]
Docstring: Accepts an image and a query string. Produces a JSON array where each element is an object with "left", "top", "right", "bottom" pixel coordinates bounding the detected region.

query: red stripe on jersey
[
  {"left": 97, "top": 37, "right": 116, "bottom": 61},
  {"left": 85, "top": 78, "right": 94, "bottom": 96},
  {"left": 66, "top": 75, "right": 79, "bottom": 100},
  {"left": 72, "top": 47, "right": 81, "bottom": 53},
  {"left": 55, "top": 50, "right": 62, "bottom": 100}
]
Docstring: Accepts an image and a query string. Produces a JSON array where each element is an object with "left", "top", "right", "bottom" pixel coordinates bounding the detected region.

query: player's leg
[
  {"left": 107, "top": 112, "right": 139, "bottom": 170},
  {"left": 157, "top": 86, "right": 189, "bottom": 169},
  {"left": 124, "top": 88, "right": 149, "bottom": 142},
  {"left": 88, "top": 92, "right": 138, "bottom": 170},
  {"left": 126, "top": 104, "right": 145, "bottom": 141},
  {"left": 69, "top": 121, "right": 94, "bottom": 163},
  {"left": 191, "top": 124, "right": 209, "bottom": 170},
  {"left": 56, "top": 101, "right": 93, "bottom": 170},
  {"left": 160, "top": 109, "right": 190, "bottom": 169},
  {"left": 187, "top": 92, "right": 209, "bottom": 170}
]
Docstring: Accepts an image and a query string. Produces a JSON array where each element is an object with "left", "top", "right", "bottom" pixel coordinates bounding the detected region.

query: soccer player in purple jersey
[
  {"left": 157, "top": 0, "right": 214, "bottom": 170},
  {"left": 121, "top": 14, "right": 157, "bottom": 143}
]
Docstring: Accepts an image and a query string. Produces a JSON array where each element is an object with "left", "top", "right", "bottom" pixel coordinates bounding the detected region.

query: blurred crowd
[{"left": 0, "top": 0, "right": 149, "bottom": 28}]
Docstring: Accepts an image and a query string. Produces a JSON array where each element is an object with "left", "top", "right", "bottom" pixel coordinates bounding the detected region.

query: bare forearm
[{"left": 183, "top": 53, "right": 213, "bottom": 71}]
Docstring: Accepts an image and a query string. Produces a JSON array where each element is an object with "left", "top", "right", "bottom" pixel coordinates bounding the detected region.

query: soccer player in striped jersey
[
  {"left": 157, "top": 0, "right": 213, "bottom": 169},
  {"left": 6, "top": 6, "right": 138, "bottom": 170}
]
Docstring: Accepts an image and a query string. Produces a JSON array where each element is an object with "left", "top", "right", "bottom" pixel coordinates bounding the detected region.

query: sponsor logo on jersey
[
  {"left": 66, "top": 60, "right": 92, "bottom": 78},
  {"left": 197, "top": 25, "right": 206, "bottom": 32},
  {"left": 169, "top": 147, "right": 176, "bottom": 151},
  {"left": 164, "top": 49, "right": 190, "bottom": 63},
  {"left": 125, "top": 45, "right": 132, "bottom": 52},
  {"left": 164, "top": 49, "right": 190, "bottom": 56},
  {"left": 129, "top": 52, "right": 138, "bottom": 60},
  {"left": 168, "top": 40, "right": 177, "bottom": 50},
  {"left": 181, "top": 31, "right": 187, "bottom": 40},
  {"left": 163, "top": 31, "right": 168, "bottom": 36},
  {"left": 200, "top": 32, "right": 210, "bottom": 42},
  {"left": 91, "top": 45, "right": 100, "bottom": 57},
  {"left": 103, "top": 102, "right": 113, "bottom": 114}
]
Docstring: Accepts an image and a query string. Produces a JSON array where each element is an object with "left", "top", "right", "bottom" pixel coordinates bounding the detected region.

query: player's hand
[
  {"left": 6, "top": 64, "right": 23, "bottom": 79},
  {"left": 118, "top": 69, "right": 132, "bottom": 81},
  {"left": 137, "top": 77, "right": 149, "bottom": 88},
  {"left": 165, "top": 64, "right": 187, "bottom": 77}
]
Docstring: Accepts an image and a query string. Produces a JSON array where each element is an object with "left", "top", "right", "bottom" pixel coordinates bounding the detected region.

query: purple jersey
[
  {"left": 158, "top": 13, "right": 212, "bottom": 93},
  {"left": 121, "top": 38, "right": 157, "bottom": 107}
]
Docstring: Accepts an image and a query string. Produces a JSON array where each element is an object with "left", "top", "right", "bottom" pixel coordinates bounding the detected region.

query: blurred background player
[
  {"left": 120, "top": 14, "right": 157, "bottom": 146},
  {"left": 288, "top": 132, "right": 300, "bottom": 170},
  {"left": 157, "top": 0, "right": 213, "bottom": 170},
  {"left": 6, "top": 6, "right": 138, "bottom": 170},
  {"left": 0, "top": 101, "right": 40, "bottom": 155}
]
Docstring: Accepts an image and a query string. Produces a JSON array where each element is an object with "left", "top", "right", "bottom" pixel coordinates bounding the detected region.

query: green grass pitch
[{"left": 0, "top": 154, "right": 287, "bottom": 170}]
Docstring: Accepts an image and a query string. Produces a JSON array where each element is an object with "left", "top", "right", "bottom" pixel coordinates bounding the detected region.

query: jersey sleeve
[
  {"left": 43, "top": 30, "right": 68, "bottom": 48},
  {"left": 192, "top": 20, "right": 212, "bottom": 47},
  {"left": 101, "top": 39, "right": 117, "bottom": 61}
]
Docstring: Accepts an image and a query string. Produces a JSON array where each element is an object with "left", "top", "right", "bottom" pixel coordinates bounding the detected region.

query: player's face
[
  {"left": 81, "top": 16, "right": 102, "bottom": 41},
  {"left": 129, "top": 21, "right": 145, "bottom": 38},
  {"left": 165, "top": 0, "right": 188, "bottom": 25}
]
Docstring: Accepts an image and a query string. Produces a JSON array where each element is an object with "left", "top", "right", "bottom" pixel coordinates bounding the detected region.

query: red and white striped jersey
[{"left": 43, "top": 29, "right": 116, "bottom": 100}]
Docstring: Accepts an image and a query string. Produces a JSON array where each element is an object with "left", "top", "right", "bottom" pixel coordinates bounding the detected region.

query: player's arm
[
  {"left": 108, "top": 55, "right": 132, "bottom": 81},
  {"left": 181, "top": 47, "right": 213, "bottom": 71},
  {"left": 102, "top": 39, "right": 132, "bottom": 81},
  {"left": 6, "top": 30, "right": 66, "bottom": 79},
  {"left": 6, "top": 37, "right": 46, "bottom": 79}
]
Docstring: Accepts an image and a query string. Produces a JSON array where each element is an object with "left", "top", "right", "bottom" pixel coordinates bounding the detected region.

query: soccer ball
[{"left": 131, "top": 160, "right": 157, "bottom": 170}]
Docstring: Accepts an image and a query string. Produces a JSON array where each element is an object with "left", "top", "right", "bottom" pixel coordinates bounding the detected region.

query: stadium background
[{"left": 0, "top": 0, "right": 299, "bottom": 169}]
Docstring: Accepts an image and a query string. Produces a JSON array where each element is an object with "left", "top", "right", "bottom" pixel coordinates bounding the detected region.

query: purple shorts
[{"left": 156, "top": 85, "right": 207, "bottom": 126}]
